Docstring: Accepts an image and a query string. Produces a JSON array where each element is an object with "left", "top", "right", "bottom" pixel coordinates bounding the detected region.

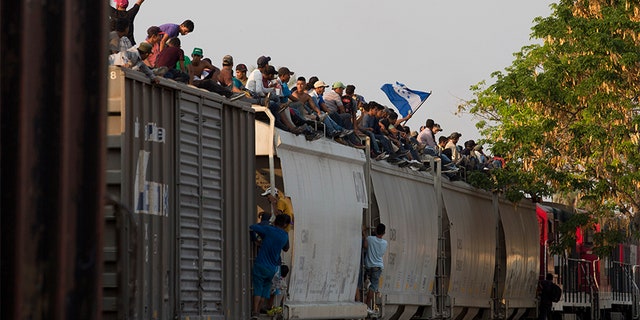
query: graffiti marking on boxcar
[{"left": 134, "top": 150, "right": 169, "bottom": 216}]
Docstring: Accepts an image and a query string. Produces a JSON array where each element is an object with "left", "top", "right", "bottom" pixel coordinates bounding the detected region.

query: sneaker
[
  {"left": 374, "top": 152, "right": 388, "bottom": 161},
  {"left": 228, "top": 92, "right": 245, "bottom": 102},
  {"left": 398, "top": 159, "right": 411, "bottom": 167},
  {"left": 349, "top": 141, "right": 366, "bottom": 149},
  {"left": 334, "top": 137, "right": 349, "bottom": 146},
  {"left": 267, "top": 307, "right": 283, "bottom": 316},
  {"left": 409, "top": 159, "right": 422, "bottom": 167},
  {"left": 290, "top": 126, "right": 304, "bottom": 135},
  {"left": 339, "top": 129, "right": 353, "bottom": 138},
  {"left": 305, "top": 131, "right": 323, "bottom": 141}
]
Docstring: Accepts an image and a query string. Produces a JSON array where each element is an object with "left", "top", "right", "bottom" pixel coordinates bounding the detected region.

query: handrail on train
[{"left": 251, "top": 105, "right": 277, "bottom": 202}]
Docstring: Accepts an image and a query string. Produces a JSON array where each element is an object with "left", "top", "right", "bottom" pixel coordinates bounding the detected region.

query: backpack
[{"left": 551, "top": 283, "right": 562, "bottom": 302}]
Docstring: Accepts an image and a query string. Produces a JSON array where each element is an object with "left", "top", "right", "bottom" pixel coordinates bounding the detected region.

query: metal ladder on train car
[
  {"left": 630, "top": 265, "right": 640, "bottom": 319},
  {"left": 586, "top": 259, "right": 600, "bottom": 320}
]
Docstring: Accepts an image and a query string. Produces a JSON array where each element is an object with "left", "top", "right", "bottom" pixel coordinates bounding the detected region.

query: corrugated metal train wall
[{"left": 105, "top": 67, "right": 255, "bottom": 319}]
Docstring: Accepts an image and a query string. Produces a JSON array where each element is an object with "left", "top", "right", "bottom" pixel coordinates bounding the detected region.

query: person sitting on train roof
[
  {"left": 359, "top": 102, "right": 400, "bottom": 161},
  {"left": 246, "top": 55, "right": 273, "bottom": 101},
  {"left": 108, "top": 42, "right": 158, "bottom": 83},
  {"left": 436, "top": 136, "right": 454, "bottom": 167},
  {"left": 187, "top": 48, "right": 244, "bottom": 101},
  {"left": 341, "top": 85, "right": 363, "bottom": 134},
  {"left": 218, "top": 55, "right": 244, "bottom": 94},
  {"left": 234, "top": 63, "right": 248, "bottom": 88},
  {"left": 289, "top": 77, "right": 350, "bottom": 138},
  {"left": 472, "top": 144, "right": 491, "bottom": 170},
  {"left": 324, "top": 82, "right": 355, "bottom": 131},
  {"left": 109, "top": 0, "right": 145, "bottom": 45},
  {"left": 153, "top": 37, "right": 188, "bottom": 83},
  {"left": 377, "top": 109, "right": 410, "bottom": 166},
  {"left": 142, "top": 26, "right": 163, "bottom": 68},
  {"left": 386, "top": 110, "right": 422, "bottom": 167},
  {"left": 445, "top": 132, "right": 463, "bottom": 164},
  {"left": 249, "top": 213, "right": 290, "bottom": 320},
  {"left": 345, "top": 84, "right": 367, "bottom": 106},
  {"left": 417, "top": 119, "right": 438, "bottom": 156},
  {"left": 307, "top": 80, "right": 354, "bottom": 137},
  {"left": 305, "top": 76, "right": 319, "bottom": 93},
  {"left": 357, "top": 102, "right": 388, "bottom": 159},
  {"left": 108, "top": 18, "right": 132, "bottom": 55},
  {"left": 275, "top": 67, "right": 295, "bottom": 103}
]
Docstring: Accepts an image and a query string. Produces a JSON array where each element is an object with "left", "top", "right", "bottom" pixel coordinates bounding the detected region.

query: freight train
[{"left": 105, "top": 67, "right": 639, "bottom": 320}]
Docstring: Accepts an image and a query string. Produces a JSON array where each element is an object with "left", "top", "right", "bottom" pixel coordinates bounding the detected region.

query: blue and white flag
[{"left": 380, "top": 82, "right": 431, "bottom": 117}]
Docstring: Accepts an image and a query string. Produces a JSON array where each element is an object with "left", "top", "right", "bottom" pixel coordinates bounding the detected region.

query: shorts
[
  {"left": 270, "top": 266, "right": 283, "bottom": 295},
  {"left": 365, "top": 267, "right": 382, "bottom": 292},
  {"left": 252, "top": 263, "right": 276, "bottom": 298}
]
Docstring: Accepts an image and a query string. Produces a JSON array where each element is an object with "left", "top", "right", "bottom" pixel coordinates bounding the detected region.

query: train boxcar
[
  {"left": 254, "top": 117, "right": 540, "bottom": 320},
  {"left": 105, "top": 67, "right": 255, "bottom": 320}
]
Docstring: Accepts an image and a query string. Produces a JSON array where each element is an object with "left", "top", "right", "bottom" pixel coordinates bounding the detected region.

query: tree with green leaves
[{"left": 459, "top": 0, "right": 640, "bottom": 250}]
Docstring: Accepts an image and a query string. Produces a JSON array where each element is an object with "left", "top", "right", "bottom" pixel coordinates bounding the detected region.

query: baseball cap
[
  {"left": 192, "top": 47, "right": 203, "bottom": 56},
  {"left": 222, "top": 55, "right": 233, "bottom": 66},
  {"left": 278, "top": 67, "right": 294, "bottom": 77},
  {"left": 434, "top": 123, "right": 443, "bottom": 132},
  {"left": 332, "top": 81, "right": 346, "bottom": 89},
  {"left": 266, "top": 66, "right": 277, "bottom": 75},
  {"left": 235, "top": 64, "right": 247, "bottom": 72},
  {"left": 314, "top": 80, "right": 329, "bottom": 88},
  {"left": 257, "top": 55, "right": 271, "bottom": 67},
  {"left": 115, "top": 0, "right": 129, "bottom": 8},
  {"left": 137, "top": 42, "right": 152, "bottom": 54}
]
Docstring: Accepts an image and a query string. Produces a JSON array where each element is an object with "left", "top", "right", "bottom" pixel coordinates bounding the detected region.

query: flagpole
[{"left": 402, "top": 91, "right": 431, "bottom": 125}]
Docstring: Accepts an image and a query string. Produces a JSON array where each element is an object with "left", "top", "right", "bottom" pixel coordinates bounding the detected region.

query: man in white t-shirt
[{"left": 363, "top": 223, "right": 388, "bottom": 312}]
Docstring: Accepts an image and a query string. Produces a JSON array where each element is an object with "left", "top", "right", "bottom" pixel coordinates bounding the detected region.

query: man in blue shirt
[
  {"left": 364, "top": 223, "right": 388, "bottom": 312},
  {"left": 250, "top": 214, "right": 290, "bottom": 319}
]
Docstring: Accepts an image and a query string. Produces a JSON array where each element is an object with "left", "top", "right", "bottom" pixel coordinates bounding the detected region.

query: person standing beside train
[
  {"left": 249, "top": 213, "right": 290, "bottom": 320},
  {"left": 537, "top": 273, "right": 557, "bottom": 320},
  {"left": 363, "top": 223, "right": 388, "bottom": 313}
]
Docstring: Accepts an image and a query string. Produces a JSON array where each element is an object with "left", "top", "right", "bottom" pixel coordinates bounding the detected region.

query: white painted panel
[
  {"left": 371, "top": 165, "right": 438, "bottom": 306},
  {"left": 276, "top": 131, "right": 367, "bottom": 306},
  {"left": 442, "top": 187, "right": 495, "bottom": 308},
  {"left": 499, "top": 200, "right": 539, "bottom": 308}
]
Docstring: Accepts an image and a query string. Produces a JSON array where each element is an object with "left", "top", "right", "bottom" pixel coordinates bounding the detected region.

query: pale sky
[{"left": 128, "top": 0, "right": 556, "bottom": 143}]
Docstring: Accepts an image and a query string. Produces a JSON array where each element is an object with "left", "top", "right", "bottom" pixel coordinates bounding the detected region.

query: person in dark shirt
[
  {"left": 537, "top": 273, "right": 555, "bottom": 320},
  {"left": 249, "top": 214, "right": 290, "bottom": 320},
  {"left": 154, "top": 37, "right": 188, "bottom": 83},
  {"left": 109, "top": 0, "right": 146, "bottom": 45}
]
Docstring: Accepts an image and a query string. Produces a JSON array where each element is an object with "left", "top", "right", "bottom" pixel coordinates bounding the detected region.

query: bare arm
[
  {"left": 395, "top": 113, "right": 412, "bottom": 125},
  {"left": 188, "top": 65, "right": 194, "bottom": 85},
  {"left": 159, "top": 33, "right": 169, "bottom": 52},
  {"left": 306, "top": 94, "right": 323, "bottom": 114},
  {"left": 136, "top": 0, "right": 145, "bottom": 5}
]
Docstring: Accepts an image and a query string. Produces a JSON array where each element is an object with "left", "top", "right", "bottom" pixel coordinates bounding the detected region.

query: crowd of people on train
[{"left": 107, "top": 0, "right": 505, "bottom": 182}]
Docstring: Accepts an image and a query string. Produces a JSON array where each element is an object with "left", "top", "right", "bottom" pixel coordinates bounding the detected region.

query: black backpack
[{"left": 551, "top": 283, "right": 562, "bottom": 302}]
